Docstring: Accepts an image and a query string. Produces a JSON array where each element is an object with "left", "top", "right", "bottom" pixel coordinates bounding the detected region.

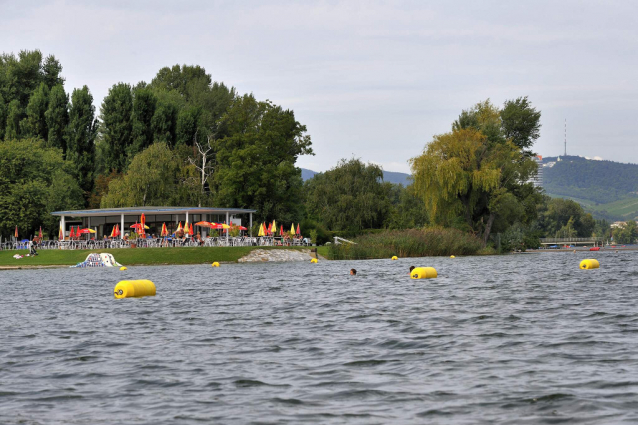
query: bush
[{"left": 327, "top": 228, "right": 485, "bottom": 259}]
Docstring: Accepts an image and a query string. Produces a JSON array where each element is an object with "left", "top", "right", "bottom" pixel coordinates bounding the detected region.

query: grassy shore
[
  {"left": 0, "top": 246, "right": 329, "bottom": 267},
  {"left": 328, "top": 228, "right": 489, "bottom": 260}
]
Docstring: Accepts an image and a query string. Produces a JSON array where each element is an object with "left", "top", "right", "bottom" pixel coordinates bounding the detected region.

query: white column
[
  {"left": 249, "top": 212, "right": 253, "bottom": 238},
  {"left": 121, "top": 214, "right": 124, "bottom": 240},
  {"left": 226, "top": 211, "right": 230, "bottom": 243},
  {"left": 61, "top": 216, "right": 66, "bottom": 240}
]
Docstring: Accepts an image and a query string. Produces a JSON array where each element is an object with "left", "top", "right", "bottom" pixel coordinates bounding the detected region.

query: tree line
[{"left": 1, "top": 49, "right": 629, "bottom": 247}]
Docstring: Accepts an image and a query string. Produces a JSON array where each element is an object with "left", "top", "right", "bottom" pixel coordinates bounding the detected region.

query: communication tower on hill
[{"left": 564, "top": 118, "right": 567, "bottom": 157}]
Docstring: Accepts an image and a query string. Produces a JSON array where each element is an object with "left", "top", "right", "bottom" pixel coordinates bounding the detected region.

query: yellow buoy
[
  {"left": 120, "top": 266, "right": 127, "bottom": 271},
  {"left": 580, "top": 259, "right": 599, "bottom": 270},
  {"left": 311, "top": 258, "right": 318, "bottom": 263},
  {"left": 411, "top": 267, "right": 438, "bottom": 279},
  {"left": 114, "top": 280, "right": 156, "bottom": 299},
  {"left": 211, "top": 262, "right": 220, "bottom": 267},
  {"left": 450, "top": 255, "right": 455, "bottom": 259},
  {"left": 391, "top": 256, "right": 398, "bottom": 260}
]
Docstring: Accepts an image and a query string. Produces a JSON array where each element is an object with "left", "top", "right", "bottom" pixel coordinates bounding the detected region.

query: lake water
[{"left": 1, "top": 252, "right": 637, "bottom": 424}]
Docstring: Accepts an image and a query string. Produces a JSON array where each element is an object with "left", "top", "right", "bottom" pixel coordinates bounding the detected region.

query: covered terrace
[{"left": 51, "top": 206, "right": 256, "bottom": 240}]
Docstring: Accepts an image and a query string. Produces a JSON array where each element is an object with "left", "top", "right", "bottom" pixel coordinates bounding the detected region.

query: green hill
[{"left": 543, "top": 156, "right": 638, "bottom": 221}]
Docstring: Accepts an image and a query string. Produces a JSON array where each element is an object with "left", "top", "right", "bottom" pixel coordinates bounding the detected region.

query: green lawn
[{"left": 0, "top": 246, "right": 320, "bottom": 267}]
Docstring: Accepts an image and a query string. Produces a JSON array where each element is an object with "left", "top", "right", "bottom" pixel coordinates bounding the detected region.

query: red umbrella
[
  {"left": 114, "top": 224, "right": 121, "bottom": 237},
  {"left": 296, "top": 223, "right": 300, "bottom": 235},
  {"left": 161, "top": 223, "right": 169, "bottom": 237},
  {"left": 14, "top": 226, "right": 18, "bottom": 239},
  {"left": 280, "top": 225, "right": 284, "bottom": 236},
  {"left": 69, "top": 226, "right": 75, "bottom": 238},
  {"left": 77, "top": 228, "right": 96, "bottom": 234},
  {"left": 195, "top": 221, "right": 215, "bottom": 228},
  {"left": 189, "top": 223, "right": 194, "bottom": 235},
  {"left": 267, "top": 223, "right": 272, "bottom": 235},
  {"left": 237, "top": 226, "right": 248, "bottom": 231},
  {"left": 38, "top": 227, "right": 43, "bottom": 239}
]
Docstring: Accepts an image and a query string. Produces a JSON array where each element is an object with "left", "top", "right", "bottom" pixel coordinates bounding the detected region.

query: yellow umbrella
[
  {"left": 290, "top": 223, "right": 295, "bottom": 234},
  {"left": 258, "top": 224, "right": 264, "bottom": 237}
]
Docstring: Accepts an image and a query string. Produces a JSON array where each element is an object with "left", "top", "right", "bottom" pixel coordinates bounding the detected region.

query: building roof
[{"left": 51, "top": 206, "right": 256, "bottom": 217}]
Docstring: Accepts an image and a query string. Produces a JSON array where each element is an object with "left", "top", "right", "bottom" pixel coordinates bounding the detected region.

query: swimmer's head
[
  {"left": 350, "top": 269, "right": 357, "bottom": 276},
  {"left": 409, "top": 266, "right": 415, "bottom": 273}
]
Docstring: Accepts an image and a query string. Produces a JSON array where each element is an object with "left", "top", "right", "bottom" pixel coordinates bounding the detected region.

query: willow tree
[{"left": 410, "top": 127, "right": 538, "bottom": 244}]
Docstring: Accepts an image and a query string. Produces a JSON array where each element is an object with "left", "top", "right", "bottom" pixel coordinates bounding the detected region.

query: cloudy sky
[{"left": 2, "top": 0, "right": 636, "bottom": 172}]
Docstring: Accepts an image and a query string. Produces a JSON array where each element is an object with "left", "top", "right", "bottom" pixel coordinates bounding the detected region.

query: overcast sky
[{"left": 2, "top": 0, "right": 636, "bottom": 172}]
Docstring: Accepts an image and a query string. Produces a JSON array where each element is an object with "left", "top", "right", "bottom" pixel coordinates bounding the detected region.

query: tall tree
[
  {"left": 129, "top": 87, "right": 157, "bottom": 158},
  {"left": 213, "top": 95, "right": 313, "bottom": 222},
  {"left": 0, "top": 93, "right": 6, "bottom": 139},
  {"left": 67, "top": 86, "right": 97, "bottom": 195},
  {"left": 151, "top": 98, "right": 178, "bottom": 145},
  {"left": 20, "top": 82, "right": 49, "bottom": 140},
  {"left": 500, "top": 96, "right": 541, "bottom": 154},
  {"left": 304, "top": 158, "right": 391, "bottom": 231},
  {"left": 100, "top": 83, "right": 133, "bottom": 173},
  {"left": 45, "top": 84, "right": 69, "bottom": 151},
  {"left": 41, "top": 54, "right": 64, "bottom": 90},
  {"left": 410, "top": 127, "right": 539, "bottom": 244},
  {"left": 4, "top": 99, "right": 21, "bottom": 140}
]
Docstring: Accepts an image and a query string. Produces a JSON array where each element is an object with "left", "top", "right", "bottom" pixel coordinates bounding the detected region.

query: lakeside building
[
  {"left": 529, "top": 155, "right": 543, "bottom": 188},
  {"left": 51, "top": 207, "right": 257, "bottom": 239}
]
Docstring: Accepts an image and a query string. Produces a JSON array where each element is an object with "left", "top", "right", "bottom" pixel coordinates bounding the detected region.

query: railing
[
  {"left": 1, "top": 237, "right": 312, "bottom": 251},
  {"left": 540, "top": 237, "right": 604, "bottom": 244}
]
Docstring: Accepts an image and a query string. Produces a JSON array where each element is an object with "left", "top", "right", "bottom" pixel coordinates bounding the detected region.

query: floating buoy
[
  {"left": 589, "top": 247, "right": 600, "bottom": 251},
  {"left": 391, "top": 256, "right": 398, "bottom": 260},
  {"left": 580, "top": 259, "right": 600, "bottom": 270},
  {"left": 114, "top": 280, "right": 156, "bottom": 299},
  {"left": 450, "top": 255, "right": 455, "bottom": 259},
  {"left": 411, "top": 267, "right": 438, "bottom": 279},
  {"left": 311, "top": 258, "right": 318, "bottom": 263},
  {"left": 211, "top": 262, "right": 220, "bottom": 267},
  {"left": 120, "top": 266, "right": 127, "bottom": 271}
]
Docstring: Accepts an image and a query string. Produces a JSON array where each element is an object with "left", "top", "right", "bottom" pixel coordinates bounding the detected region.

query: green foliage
[
  {"left": 328, "top": 228, "right": 484, "bottom": 259},
  {"left": 100, "top": 82, "right": 133, "bottom": 172},
  {"left": 100, "top": 142, "right": 201, "bottom": 207},
  {"left": 213, "top": 94, "right": 312, "bottom": 223},
  {"left": 500, "top": 96, "right": 541, "bottom": 154},
  {"left": 612, "top": 221, "right": 637, "bottom": 244},
  {"left": 45, "top": 84, "right": 69, "bottom": 151},
  {"left": 383, "top": 183, "right": 429, "bottom": 229},
  {"left": 537, "top": 197, "right": 596, "bottom": 237},
  {"left": 0, "top": 139, "right": 83, "bottom": 239},
  {"left": 67, "top": 86, "right": 97, "bottom": 195},
  {"left": 20, "top": 82, "right": 49, "bottom": 140},
  {"left": 129, "top": 87, "right": 156, "bottom": 157},
  {"left": 410, "top": 122, "right": 540, "bottom": 244},
  {"left": 151, "top": 98, "right": 178, "bottom": 145},
  {"left": 304, "top": 158, "right": 391, "bottom": 231}
]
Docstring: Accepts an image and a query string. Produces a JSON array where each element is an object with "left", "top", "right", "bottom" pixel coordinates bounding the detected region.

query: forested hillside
[
  {"left": 544, "top": 156, "right": 638, "bottom": 204},
  {"left": 543, "top": 156, "right": 638, "bottom": 220}
]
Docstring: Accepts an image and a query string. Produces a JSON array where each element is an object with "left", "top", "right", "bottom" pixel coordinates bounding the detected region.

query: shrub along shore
[
  {"left": 0, "top": 246, "right": 329, "bottom": 268},
  {"left": 327, "top": 228, "right": 491, "bottom": 260}
]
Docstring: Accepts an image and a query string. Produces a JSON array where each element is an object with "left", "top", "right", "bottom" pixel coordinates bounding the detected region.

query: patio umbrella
[
  {"left": 114, "top": 224, "right": 121, "bottom": 238},
  {"left": 161, "top": 223, "right": 169, "bottom": 237},
  {"left": 78, "top": 228, "right": 96, "bottom": 234},
  {"left": 211, "top": 223, "right": 230, "bottom": 230},
  {"left": 130, "top": 223, "right": 150, "bottom": 230},
  {"left": 280, "top": 225, "right": 284, "bottom": 236},
  {"left": 258, "top": 223, "right": 264, "bottom": 237},
  {"left": 189, "top": 223, "right": 194, "bottom": 235},
  {"left": 237, "top": 226, "right": 248, "bottom": 231},
  {"left": 290, "top": 223, "right": 295, "bottom": 234},
  {"left": 69, "top": 226, "right": 75, "bottom": 238},
  {"left": 39, "top": 227, "right": 43, "bottom": 239},
  {"left": 184, "top": 219, "right": 190, "bottom": 235},
  {"left": 267, "top": 222, "right": 272, "bottom": 235},
  {"left": 176, "top": 222, "right": 183, "bottom": 232},
  {"left": 296, "top": 223, "right": 300, "bottom": 235},
  {"left": 195, "top": 221, "right": 215, "bottom": 228},
  {"left": 109, "top": 226, "right": 115, "bottom": 238},
  {"left": 14, "top": 226, "right": 18, "bottom": 239},
  {"left": 59, "top": 222, "right": 64, "bottom": 240}
]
